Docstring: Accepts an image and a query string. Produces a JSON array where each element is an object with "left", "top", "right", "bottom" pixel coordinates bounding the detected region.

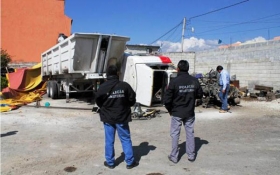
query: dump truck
[{"left": 42, "top": 33, "right": 177, "bottom": 106}]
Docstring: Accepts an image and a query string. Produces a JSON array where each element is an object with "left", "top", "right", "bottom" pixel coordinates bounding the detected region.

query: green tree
[
  {"left": 1, "top": 76, "right": 8, "bottom": 91},
  {"left": 1, "top": 49, "right": 12, "bottom": 67}
]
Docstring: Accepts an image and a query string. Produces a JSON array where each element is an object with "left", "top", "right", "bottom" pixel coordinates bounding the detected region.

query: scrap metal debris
[
  {"left": 194, "top": 69, "right": 242, "bottom": 108},
  {"left": 229, "top": 84, "right": 280, "bottom": 102},
  {"left": 131, "top": 103, "right": 161, "bottom": 119}
]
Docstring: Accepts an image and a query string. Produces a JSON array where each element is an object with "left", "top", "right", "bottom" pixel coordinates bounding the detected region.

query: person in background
[
  {"left": 164, "top": 60, "right": 203, "bottom": 164},
  {"left": 57, "top": 33, "right": 67, "bottom": 43},
  {"left": 216, "top": 65, "right": 231, "bottom": 113},
  {"left": 95, "top": 65, "right": 138, "bottom": 169}
]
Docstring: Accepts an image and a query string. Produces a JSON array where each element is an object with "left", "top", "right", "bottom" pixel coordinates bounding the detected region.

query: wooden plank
[{"left": 254, "top": 85, "right": 273, "bottom": 91}]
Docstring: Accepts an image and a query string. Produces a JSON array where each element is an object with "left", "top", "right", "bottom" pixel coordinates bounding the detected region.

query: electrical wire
[
  {"left": 165, "top": 24, "right": 181, "bottom": 42},
  {"left": 189, "top": 0, "right": 249, "bottom": 20},
  {"left": 149, "top": 0, "right": 280, "bottom": 44},
  {"left": 149, "top": 0, "right": 249, "bottom": 44},
  {"left": 194, "top": 17, "right": 280, "bottom": 24},
  {"left": 172, "top": 32, "right": 183, "bottom": 43},
  {"left": 196, "top": 13, "right": 280, "bottom": 35},
  {"left": 150, "top": 21, "right": 182, "bottom": 44},
  {"left": 195, "top": 25, "right": 280, "bottom": 37}
]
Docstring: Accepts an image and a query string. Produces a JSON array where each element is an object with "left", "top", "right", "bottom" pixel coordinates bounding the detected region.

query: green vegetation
[
  {"left": 1, "top": 76, "right": 8, "bottom": 91},
  {"left": 1, "top": 49, "right": 12, "bottom": 92},
  {"left": 1, "top": 48, "right": 12, "bottom": 67}
]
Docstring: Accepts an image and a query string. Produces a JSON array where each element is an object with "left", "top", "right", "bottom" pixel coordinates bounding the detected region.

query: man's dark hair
[
  {"left": 216, "top": 65, "right": 223, "bottom": 71},
  {"left": 177, "top": 60, "right": 189, "bottom": 72},
  {"left": 106, "top": 65, "right": 118, "bottom": 76}
]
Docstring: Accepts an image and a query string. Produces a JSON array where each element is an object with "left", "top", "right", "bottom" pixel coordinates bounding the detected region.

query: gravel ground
[{"left": 1, "top": 97, "right": 280, "bottom": 175}]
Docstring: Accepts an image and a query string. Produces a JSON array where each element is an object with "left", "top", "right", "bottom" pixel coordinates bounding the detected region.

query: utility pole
[{"left": 181, "top": 17, "right": 186, "bottom": 52}]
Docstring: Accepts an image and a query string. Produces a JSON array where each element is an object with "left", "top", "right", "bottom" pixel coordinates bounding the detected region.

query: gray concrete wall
[
  {"left": 163, "top": 40, "right": 280, "bottom": 91},
  {"left": 163, "top": 52, "right": 196, "bottom": 73}
]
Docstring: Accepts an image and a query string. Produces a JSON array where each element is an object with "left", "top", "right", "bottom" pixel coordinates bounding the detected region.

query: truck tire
[
  {"left": 56, "top": 83, "right": 62, "bottom": 99},
  {"left": 46, "top": 81, "right": 51, "bottom": 97},
  {"left": 50, "top": 81, "right": 58, "bottom": 99}
]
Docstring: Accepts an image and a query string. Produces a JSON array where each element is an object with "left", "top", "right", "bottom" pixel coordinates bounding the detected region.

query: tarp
[
  {"left": 0, "top": 63, "right": 46, "bottom": 112},
  {"left": 6, "top": 63, "right": 42, "bottom": 91}
]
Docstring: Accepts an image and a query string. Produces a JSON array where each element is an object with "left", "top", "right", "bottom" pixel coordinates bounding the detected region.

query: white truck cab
[{"left": 121, "top": 54, "right": 177, "bottom": 106}]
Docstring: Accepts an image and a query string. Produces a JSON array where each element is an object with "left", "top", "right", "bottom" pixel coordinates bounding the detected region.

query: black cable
[
  {"left": 173, "top": 31, "right": 183, "bottom": 43},
  {"left": 196, "top": 13, "right": 280, "bottom": 35},
  {"left": 193, "top": 17, "right": 280, "bottom": 24},
  {"left": 189, "top": 0, "right": 249, "bottom": 20},
  {"left": 150, "top": 21, "right": 182, "bottom": 44},
  {"left": 150, "top": 0, "right": 249, "bottom": 44},
  {"left": 165, "top": 24, "right": 181, "bottom": 42},
  {"left": 195, "top": 25, "right": 280, "bottom": 37}
]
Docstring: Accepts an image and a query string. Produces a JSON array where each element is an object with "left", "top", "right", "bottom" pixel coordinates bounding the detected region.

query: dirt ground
[{"left": 1, "top": 96, "right": 280, "bottom": 175}]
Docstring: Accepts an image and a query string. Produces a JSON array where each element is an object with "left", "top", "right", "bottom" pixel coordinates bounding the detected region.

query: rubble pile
[
  {"left": 239, "top": 85, "right": 280, "bottom": 101},
  {"left": 193, "top": 70, "right": 279, "bottom": 107},
  {"left": 194, "top": 69, "right": 242, "bottom": 108}
]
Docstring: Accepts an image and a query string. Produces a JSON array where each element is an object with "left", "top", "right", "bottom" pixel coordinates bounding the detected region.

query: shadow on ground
[
  {"left": 178, "top": 137, "right": 209, "bottom": 161},
  {"left": 115, "top": 141, "right": 156, "bottom": 165},
  {"left": 1, "top": 131, "right": 18, "bottom": 137}
]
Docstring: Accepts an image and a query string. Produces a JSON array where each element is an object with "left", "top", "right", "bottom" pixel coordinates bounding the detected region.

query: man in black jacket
[
  {"left": 164, "top": 60, "right": 203, "bottom": 163},
  {"left": 95, "top": 65, "right": 138, "bottom": 169}
]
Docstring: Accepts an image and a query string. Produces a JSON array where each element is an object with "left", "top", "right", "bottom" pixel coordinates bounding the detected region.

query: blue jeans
[
  {"left": 103, "top": 123, "right": 134, "bottom": 166},
  {"left": 219, "top": 84, "right": 230, "bottom": 110}
]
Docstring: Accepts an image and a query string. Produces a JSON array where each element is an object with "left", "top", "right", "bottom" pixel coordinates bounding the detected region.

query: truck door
[
  {"left": 151, "top": 70, "right": 168, "bottom": 105},
  {"left": 135, "top": 64, "right": 154, "bottom": 106}
]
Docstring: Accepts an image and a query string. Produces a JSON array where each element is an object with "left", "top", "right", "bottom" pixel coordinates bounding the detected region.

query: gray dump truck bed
[
  {"left": 42, "top": 33, "right": 130, "bottom": 78},
  {"left": 41, "top": 33, "right": 130, "bottom": 102}
]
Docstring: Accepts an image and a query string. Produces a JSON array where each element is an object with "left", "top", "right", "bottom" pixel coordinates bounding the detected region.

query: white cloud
[
  {"left": 243, "top": 36, "right": 266, "bottom": 44},
  {"left": 156, "top": 36, "right": 268, "bottom": 52},
  {"left": 157, "top": 37, "right": 220, "bottom": 52}
]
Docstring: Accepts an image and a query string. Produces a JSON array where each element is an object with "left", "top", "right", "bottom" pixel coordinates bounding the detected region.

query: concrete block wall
[
  {"left": 164, "top": 40, "right": 280, "bottom": 91},
  {"left": 163, "top": 52, "right": 196, "bottom": 73}
]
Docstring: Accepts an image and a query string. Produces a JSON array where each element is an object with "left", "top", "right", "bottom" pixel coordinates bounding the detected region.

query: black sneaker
[
  {"left": 104, "top": 161, "right": 115, "bottom": 169},
  {"left": 188, "top": 158, "right": 195, "bottom": 162},
  {"left": 168, "top": 155, "right": 177, "bottom": 164},
  {"left": 126, "top": 161, "right": 139, "bottom": 169}
]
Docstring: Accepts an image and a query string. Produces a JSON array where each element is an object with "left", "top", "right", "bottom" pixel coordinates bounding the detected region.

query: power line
[
  {"left": 165, "top": 24, "right": 181, "bottom": 42},
  {"left": 189, "top": 0, "right": 249, "bottom": 20},
  {"left": 149, "top": 0, "right": 249, "bottom": 44},
  {"left": 194, "top": 16, "right": 280, "bottom": 24},
  {"left": 196, "top": 13, "right": 280, "bottom": 35},
  {"left": 150, "top": 21, "right": 182, "bottom": 44},
  {"left": 195, "top": 25, "right": 280, "bottom": 37}
]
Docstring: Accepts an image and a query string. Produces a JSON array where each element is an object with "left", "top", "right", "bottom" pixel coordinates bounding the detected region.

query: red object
[
  {"left": 1, "top": 87, "right": 19, "bottom": 99},
  {"left": 159, "top": 56, "right": 172, "bottom": 63},
  {"left": 6, "top": 68, "right": 26, "bottom": 90}
]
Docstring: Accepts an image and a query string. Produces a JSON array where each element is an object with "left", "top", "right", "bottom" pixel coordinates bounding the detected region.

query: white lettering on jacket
[
  {"left": 179, "top": 85, "right": 194, "bottom": 93},
  {"left": 109, "top": 89, "right": 125, "bottom": 98}
]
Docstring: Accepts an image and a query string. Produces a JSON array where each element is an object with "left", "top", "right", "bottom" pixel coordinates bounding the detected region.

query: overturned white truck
[
  {"left": 41, "top": 33, "right": 177, "bottom": 106},
  {"left": 122, "top": 54, "right": 177, "bottom": 106}
]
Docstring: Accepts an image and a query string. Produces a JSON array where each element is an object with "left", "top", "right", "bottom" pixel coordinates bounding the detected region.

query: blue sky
[{"left": 65, "top": 0, "right": 280, "bottom": 52}]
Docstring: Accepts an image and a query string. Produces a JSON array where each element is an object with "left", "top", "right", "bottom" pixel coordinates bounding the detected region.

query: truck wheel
[
  {"left": 46, "top": 81, "right": 51, "bottom": 97},
  {"left": 56, "top": 83, "right": 61, "bottom": 99},
  {"left": 50, "top": 81, "right": 58, "bottom": 99}
]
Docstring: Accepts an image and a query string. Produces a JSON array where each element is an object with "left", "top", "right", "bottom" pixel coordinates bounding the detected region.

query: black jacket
[
  {"left": 95, "top": 75, "right": 136, "bottom": 124},
  {"left": 163, "top": 72, "right": 203, "bottom": 119}
]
